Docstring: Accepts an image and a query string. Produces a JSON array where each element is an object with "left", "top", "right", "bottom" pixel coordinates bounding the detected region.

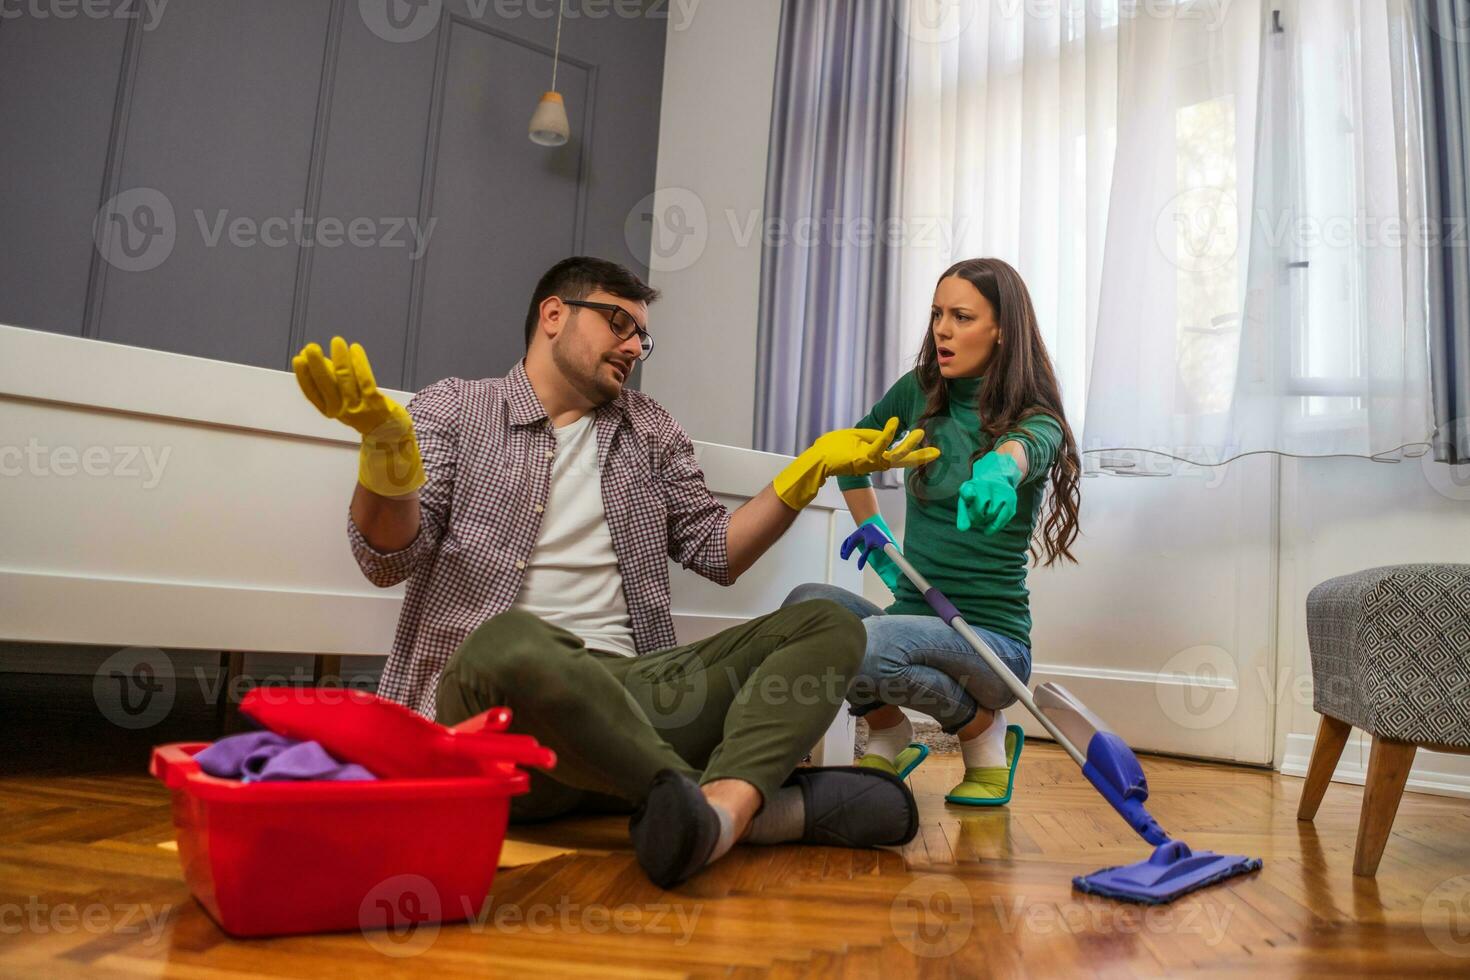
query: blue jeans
[{"left": 782, "top": 583, "right": 1032, "bottom": 734}]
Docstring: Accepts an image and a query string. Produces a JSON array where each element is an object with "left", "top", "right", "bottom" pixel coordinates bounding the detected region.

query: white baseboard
[{"left": 1278, "top": 731, "right": 1470, "bottom": 801}]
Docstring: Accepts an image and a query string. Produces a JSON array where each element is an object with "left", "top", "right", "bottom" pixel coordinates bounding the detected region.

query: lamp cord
[{"left": 551, "top": 0, "right": 564, "bottom": 92}]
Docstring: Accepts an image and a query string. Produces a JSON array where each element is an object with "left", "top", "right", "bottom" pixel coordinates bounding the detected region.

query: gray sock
[
  {"left": 705, "top": 800, "right": 739, "bottom": 864},
  {"left": 743, "top": 786, "right": 806, "bottom": 845}
]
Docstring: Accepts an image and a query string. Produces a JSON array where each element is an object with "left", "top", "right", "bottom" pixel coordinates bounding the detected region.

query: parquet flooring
[{"left": 3, "top": 727, "right": 1469, "bottom": 977}]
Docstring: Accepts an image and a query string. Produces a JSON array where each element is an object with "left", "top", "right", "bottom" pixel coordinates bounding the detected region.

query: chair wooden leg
[
  {"left": 313, "top": 654, "right": 342, "bottom": 686},
  {"left": 216, "top": 651, "right": 246, "bottom": 736},
  {"left": 1353, "top": 736, "right": 1417, "bottom": 877},
  {"left": 1297, "top": 713, "right": 1352, "bottom": 821}
]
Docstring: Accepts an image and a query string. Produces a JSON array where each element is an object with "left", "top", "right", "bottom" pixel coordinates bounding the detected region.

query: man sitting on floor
[{"left": 293, "top": 256, "right": 939, "bottom": 887}]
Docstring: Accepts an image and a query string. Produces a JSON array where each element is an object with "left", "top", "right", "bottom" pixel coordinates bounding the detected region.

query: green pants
[{"left": 434, "top": 598, "right": 864, "bottom": 823}]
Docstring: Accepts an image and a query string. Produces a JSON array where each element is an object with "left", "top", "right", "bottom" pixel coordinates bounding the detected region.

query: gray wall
[{"left": 0, "top": 0, "right": 667, "bottom": 390}]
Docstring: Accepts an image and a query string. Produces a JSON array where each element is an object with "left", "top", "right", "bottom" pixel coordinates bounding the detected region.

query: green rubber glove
[
  {"left": 956, "top": 452, "right": 1022, "bottom": 534},
  {"left": 857, "top": 514, "right": 903, "bottom": 592}
]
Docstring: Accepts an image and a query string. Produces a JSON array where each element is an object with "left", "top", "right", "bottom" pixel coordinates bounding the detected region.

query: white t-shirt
[{"left": 508, "top": 412, "right": 638, "bottom": 657}]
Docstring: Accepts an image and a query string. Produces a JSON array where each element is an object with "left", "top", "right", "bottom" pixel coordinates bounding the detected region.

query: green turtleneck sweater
[{"left": 836, "top": 371, "right": 1063, "bottom": 647}]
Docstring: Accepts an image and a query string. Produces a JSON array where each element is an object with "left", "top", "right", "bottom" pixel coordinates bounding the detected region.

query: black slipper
[
  {"left": 785, "top": 765, "right": 919, "bottom": 848},
  {"left": 628, "top": 769, "right": 722, "bottom": 889}
]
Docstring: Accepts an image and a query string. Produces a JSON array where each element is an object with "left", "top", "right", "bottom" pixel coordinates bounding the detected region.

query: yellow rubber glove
[
  {"left": 773, "top": 417, "right": 941, "bottom": 510},
  {"left": 293, "top": 336, "right": 426, "bottom": 497}
]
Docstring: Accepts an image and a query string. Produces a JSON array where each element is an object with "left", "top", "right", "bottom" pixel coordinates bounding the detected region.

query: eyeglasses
[{"left": 561, "top": 299, "right": 655, "bottom": 361}]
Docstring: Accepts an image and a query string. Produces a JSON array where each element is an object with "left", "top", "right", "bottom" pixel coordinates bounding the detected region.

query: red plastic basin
[{"left": 150, "top": 741, "right": 529, "bottom": 938}]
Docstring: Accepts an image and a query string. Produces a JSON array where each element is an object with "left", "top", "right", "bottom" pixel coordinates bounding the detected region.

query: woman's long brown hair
[{"left": 909, "top": 257, "right": 1081, "bottom": 566}]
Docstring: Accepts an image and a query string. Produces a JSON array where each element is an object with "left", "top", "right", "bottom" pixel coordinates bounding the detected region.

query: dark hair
[
  {"left": 523, "top": 256, "right": 660, "bottom": 348},
  {"left": 910, "top": 257, "right": 1081, "bottom": 567}
]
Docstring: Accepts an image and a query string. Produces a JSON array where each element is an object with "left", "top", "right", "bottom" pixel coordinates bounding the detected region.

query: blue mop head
[
  {"left": 1073, "top": 840, "right": 1262, "bottom": 904},
  {"left": 1076, "top": 732, "right": 1262, "bottom": 903}
]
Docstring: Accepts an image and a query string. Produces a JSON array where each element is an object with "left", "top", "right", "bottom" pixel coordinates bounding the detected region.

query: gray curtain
[
  {"left": 1417, "top": 0, "right": 1470, "bottom": 463},
  {"left": 753, "top": 0, "right": 908, "bottom": 455}
]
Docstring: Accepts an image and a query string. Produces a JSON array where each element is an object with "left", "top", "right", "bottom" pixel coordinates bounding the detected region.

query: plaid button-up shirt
[{"left": 347, "top": 360, "right": 732, "bottom": 718}]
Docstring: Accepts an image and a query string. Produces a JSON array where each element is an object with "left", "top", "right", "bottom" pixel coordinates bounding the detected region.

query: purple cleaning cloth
[{"left": 195, "top": 731, "right": 376, "bottom": 782}]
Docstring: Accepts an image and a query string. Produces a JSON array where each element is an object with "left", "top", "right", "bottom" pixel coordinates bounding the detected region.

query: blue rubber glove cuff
[{"left": 840, "top": 515, "right": 903, "bottom": 591}]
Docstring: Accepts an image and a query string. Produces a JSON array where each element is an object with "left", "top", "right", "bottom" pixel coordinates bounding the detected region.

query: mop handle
[{"left": 876, "top": 540, "right": 1088, "bottom": 768}]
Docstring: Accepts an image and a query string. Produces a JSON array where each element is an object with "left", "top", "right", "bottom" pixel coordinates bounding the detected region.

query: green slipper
[
  {"left": 945, "top": 725, "right": 1024, "bottom": 807},
  {"left": 857, "top": 742, "right": 930, "bottom": 780}
]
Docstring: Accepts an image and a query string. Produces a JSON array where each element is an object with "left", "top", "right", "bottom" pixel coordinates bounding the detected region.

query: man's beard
[{"left": 551, "top": 339, "right": 621, "bottom": 405}]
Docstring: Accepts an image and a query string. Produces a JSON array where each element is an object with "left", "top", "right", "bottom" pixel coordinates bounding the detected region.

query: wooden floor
[{"left": 4, "top": 726, "right": 1470, "bottom": 979}]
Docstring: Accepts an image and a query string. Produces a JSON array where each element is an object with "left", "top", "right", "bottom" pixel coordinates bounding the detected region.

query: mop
[{"left": 842, "top": 522, "right": 1262, "bottom": 904}]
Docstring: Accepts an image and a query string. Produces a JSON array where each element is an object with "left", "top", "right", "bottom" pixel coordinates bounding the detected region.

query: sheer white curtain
[
  {"left": 894, "top": 0, "right": 1120, "bottom": 430},
  {"left": 895, "top": 0, "right": 1430, "bottom": 465}
]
